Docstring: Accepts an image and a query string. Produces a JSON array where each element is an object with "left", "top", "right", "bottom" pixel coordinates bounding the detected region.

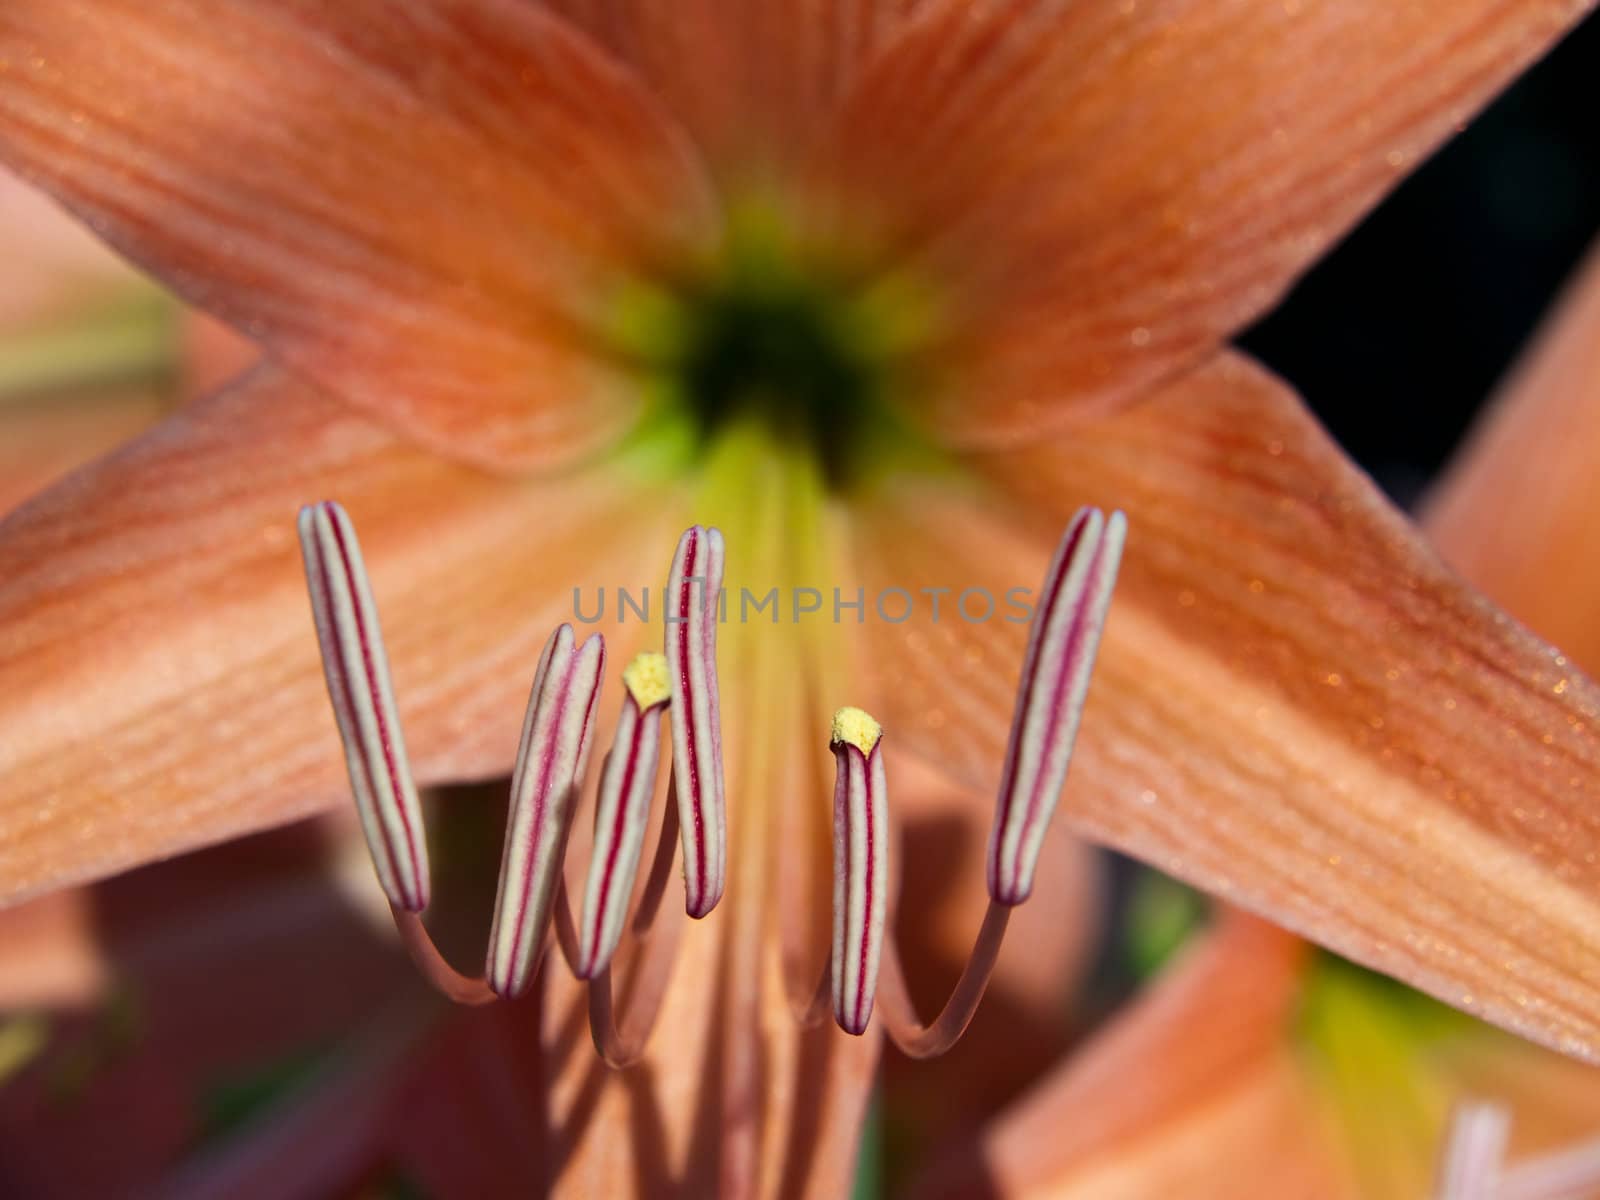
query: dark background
[{"left": 1241, "top": 9, "right": 1600, "bottom": 509}]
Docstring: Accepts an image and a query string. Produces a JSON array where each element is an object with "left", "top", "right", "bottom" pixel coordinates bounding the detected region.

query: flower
[{"left": 2, "top": 1, "right": 1600, "bottom": 1194}]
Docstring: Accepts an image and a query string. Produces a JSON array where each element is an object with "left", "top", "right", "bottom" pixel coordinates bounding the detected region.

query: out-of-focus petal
[
  {"left": 0, "top": 170, "right": 147, "bottom": 329},
  {"left": 0, "top": 0, "right": 718, "bottom": 471},
  {"left": 814, "top": 0, "right": 1595, "bottom": 446},
  {"left": 385, "top": 1000, "right": 551, "bottom": 1195},
  {"left": 908, "top": 913, "right": 1356, "bottom": 1199},
  {"left": 538, "top": 0, "right": 926, "bottom": 176},
  {"left": 0, "top": 820, "right": 417, "bottom": 1198},
  {"left": 0, "top": 363, "right": 680, "bottom": 904},
  {"left": 150, "top": 1005, "right": 427, "bottom": 1200},
  {"left": 0, "top": 383, "right": 169, "bottom": 514},
  {"left": 0, "top": 888, "right": 105, "bottom": 1009},
  {"left": 179, "top": 311, "right": 257, "bottom": 401},
  {"left": 853, "top": 352, "right": 1600, "bottom": 1062},
  {"left": 1423, "top": 239, "right": 1600, "bottom": 678}
]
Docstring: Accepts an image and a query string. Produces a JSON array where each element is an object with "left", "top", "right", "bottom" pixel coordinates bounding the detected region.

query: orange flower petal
[
  {"left": 854, "top": 352, "right": 1600, "bottom": 1061},
  {"left": 540, "top": 0, "right": 926, "bottom": 176},
  {"left": 816, "top": 0, "right": 1594, "bottom": 446},
  {"left": 1424, "top": 238, "right": 1600, "bottom": 678},
  {"left": 0, "top": 363, "right": 680, "bottom": 904},
  {"left": 0, "top": 0, "right": 718, "bottom": 470},
  {"left": 907, "top": 913, "right": 1355, "bottom": 1199}
]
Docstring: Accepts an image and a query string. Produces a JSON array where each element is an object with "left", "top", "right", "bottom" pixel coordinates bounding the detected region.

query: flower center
[{"left": 617, "top": 202, "right": 936, "bottom": 489}]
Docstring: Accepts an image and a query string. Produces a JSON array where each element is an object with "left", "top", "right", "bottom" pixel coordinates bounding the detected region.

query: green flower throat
[{"left": 614, "top": 203, "right": 940, "bottom": 490}]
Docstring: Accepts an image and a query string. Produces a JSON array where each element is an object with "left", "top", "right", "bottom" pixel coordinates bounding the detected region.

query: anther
[
  {"left": 297, "top": 500, "right": 429, "bottom": 913},
  {"left": 830, "top": 707, "right": 888, "bottom": 1036},
  {"left": 988, "top": 506, "right": 1126, "bottom": 906},
  {"left": 486, "top": 624, "right": 606, "bottom": 999},
  {"left": 665, "top": 525, "right": 728, "bottom": 919},
  {"left": 576, "top": 653, "right": 672, "bottom": 980}
]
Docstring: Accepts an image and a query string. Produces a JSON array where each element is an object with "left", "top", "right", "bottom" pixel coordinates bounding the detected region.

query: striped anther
[
  {"left": 297, "top": 501, "right": 430, "bottom": 913},
  {"left": 487, "top": 624, "right": 606, "bottom": 998},
  {"left": 831, "top": 707, "right": 888, "bottom": 1037},
  {"left": 576, "top": 653, "right": 671, "bottom": 979},
  {"left": 987, "top": 507, "right": 1127, "bottom": 906},
  {"left": 664, "top": 525, "right": 727, "bottom": 919}
]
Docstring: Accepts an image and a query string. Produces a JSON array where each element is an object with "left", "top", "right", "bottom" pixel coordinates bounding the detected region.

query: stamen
[
  {"left": 576, "top": 653, "right": 672, "bottom": 980},
  {"left": 1434, "top": 1101, "right": 1509, "bottom": 1200},
  {"left": 486, "top": 624, "right": 606, "bottom": 999},
  {"left": 297, "top": 501, "right": 429, "bottom": 913},
  {"left": 665, "top": 525, "right": 728, "bottom": 919},
  {"left": 988, "top": 507, "right": 1127, "bottom": 906},
  {"left": 831, "top": 706, "right": 887, "bottom": 1036},
  {"left": 389, "top": 908, "right": 495, "bottom": 1006}
]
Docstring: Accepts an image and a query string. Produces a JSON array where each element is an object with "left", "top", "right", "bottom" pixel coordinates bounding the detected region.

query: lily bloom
[{"left": 3, "top": 1, "right": 1600, "bottom": 1194}]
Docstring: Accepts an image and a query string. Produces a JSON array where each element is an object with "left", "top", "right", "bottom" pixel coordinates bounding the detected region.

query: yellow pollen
[
  {"left": 831, "top": 705, "right": 882, "bottom": 754},
  {"left": 623, "top": 652, "right": 671, "bottom": 709}
]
